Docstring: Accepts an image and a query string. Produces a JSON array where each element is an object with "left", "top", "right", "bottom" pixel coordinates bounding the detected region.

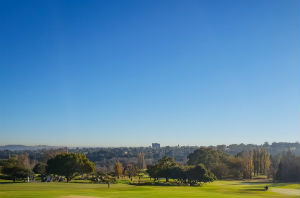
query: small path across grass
[{"left": 271, "top": 188, "right": 300, "bottom": 196}]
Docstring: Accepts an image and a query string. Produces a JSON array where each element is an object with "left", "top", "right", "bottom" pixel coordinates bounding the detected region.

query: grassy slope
[{"left": 0, "top": 180, "right": 299, "bottom": 198}]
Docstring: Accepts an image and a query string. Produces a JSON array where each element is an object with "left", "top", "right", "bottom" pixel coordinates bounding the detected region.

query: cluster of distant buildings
[{"left": 152, "top": 143, "right": 160, "bottom": 149}]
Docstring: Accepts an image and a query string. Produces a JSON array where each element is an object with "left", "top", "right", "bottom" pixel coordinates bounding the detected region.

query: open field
[{"left": 0, "top": 180, "right": 299, "bottom": 198}]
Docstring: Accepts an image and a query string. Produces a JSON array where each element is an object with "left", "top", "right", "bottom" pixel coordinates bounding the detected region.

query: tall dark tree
[
  {"left": 147, "top": 156, "right": 177, "bottom": 182},
  {"left": 156, "top": 156, "right": 177, "bottom": 182},
  {"left": 275, "top": 151, "right": 300, "bottom": 182},
  {"left": 186, "top": 164, "right": 216, "bottom": 185},
  {"left": 187, "top": 147, "right": 221, "bottom": 169},
  {"left": 146, "top": 164, "right": 160, "bottom": 181},
  {"left": 33, "top": 162, "right": 46, "bottom": 174},
  {"left": 169, "top": 166, "right": 186, "bottom": 182},
  {"left": 268, "top": 155, "right": 280, "bottom": 179},
  {"left": 46, "top": 153, "right": 95, "bottom": 182},
  {"left": 33, "top": 162, "right": 47, "bottom": 181}
]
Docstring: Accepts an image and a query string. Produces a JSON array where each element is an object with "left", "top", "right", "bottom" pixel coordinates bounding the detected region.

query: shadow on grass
[
  {"left": 238, "top": 188, "right": 269, "bottom": 194},
  {"left": 243, "top": 188, "right": 266, "bottom": 192},
  {"left": 230, "top": 181, "right": 270, "bottom": 185},
  {"left": 129, "top": 182, "right": 203, "bottom": 187}
]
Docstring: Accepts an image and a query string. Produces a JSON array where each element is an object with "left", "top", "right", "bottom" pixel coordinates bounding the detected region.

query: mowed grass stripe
[{"left": 0, "top": 181, "right": 299, "bottom": 198}]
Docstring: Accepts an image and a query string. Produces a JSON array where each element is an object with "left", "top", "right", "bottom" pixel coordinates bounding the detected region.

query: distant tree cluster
[
  {"left": 147, "top": 156, "right": 215, "bottom": 185},
  {"left": 0, "top": 152, "right": 95, "bottom": 182},
  {"left": 0, "top": 154, "right": 33, "bottom": 182},
  {"left": 275, "top": 151, "right": 300, "bottom": 182},
  {"left": 187, "top": 147, "right": 271, "bottom": 180},
  {"left": 253, "top": 149, "right": 271, "bottom": 175},
  {"left": 124, "top": 164, "right": 139, "bottom": 179}
]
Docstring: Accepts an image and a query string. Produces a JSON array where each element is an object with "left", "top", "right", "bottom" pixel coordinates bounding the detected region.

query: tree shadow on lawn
[
  {"left": 230, "top": 181, "right": 270, "bottom": 185},
  {"left": 242, "top": 188, "right": 266, "bottom": 192},
  {"left": 0, "top": 180, "right": 26, "bottom": 184},
  {"left": 237, "top": 188, "right": 269, "bottom": 195},
  {"left": 129, "top": 182, "right": 203, "bottom": 187}
]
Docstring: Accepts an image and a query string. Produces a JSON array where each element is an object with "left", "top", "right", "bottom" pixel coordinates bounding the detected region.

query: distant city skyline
[
  {"left": 0, "top": 0, "right": 299, "bottom": 146},
  {"left": 0, "top": 141, "right": 299, "bottom": 149}
]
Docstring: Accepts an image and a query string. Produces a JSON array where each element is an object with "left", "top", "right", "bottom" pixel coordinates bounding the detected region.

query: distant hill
[
  {"left": 0, "top": 142, "right": 299, "bottom": 155},
  {"left": 0, "top": 145, "right": 59, "bottom": 151}
]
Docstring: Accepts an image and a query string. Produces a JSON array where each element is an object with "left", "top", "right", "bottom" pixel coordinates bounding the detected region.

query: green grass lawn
[{"left": 0, "top": 180, "right": 299, "bottom": 198}]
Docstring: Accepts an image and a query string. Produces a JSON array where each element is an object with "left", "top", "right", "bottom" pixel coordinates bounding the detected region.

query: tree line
[
  {"left": 0, "top": 151, "right": 146, "bottom": 183},
  {"left": 0, "top": 153, "right": 95, "bottom": 182},
  {"left": 0, "top": 146, "right": 299, "bottom": 183},
  {"left": 187, "top": 147, "right": 271, "bottom": 179},
  {"left": 0, "top": 142, "right": 298, "bottom": 171}
]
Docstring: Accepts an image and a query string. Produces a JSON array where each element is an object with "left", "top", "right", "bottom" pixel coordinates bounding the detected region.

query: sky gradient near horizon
[{"left": 0, "top": 0, "right": 299, "bottom": 147}]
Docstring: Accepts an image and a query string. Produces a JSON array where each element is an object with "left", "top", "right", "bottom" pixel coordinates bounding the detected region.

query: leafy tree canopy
[
  {"left": 187, "top": 147, "right": 224, "bottom": 168},
  {"left": 46, "top": 153, "right": 95, "bottom": 182},
  {"left": 1, "top": 158, "right": 32, "bottom": 182}
]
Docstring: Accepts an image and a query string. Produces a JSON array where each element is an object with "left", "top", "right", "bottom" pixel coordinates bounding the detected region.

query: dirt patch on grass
[{"left": 271, "top": 188, "right": 300, "bottom": 196}]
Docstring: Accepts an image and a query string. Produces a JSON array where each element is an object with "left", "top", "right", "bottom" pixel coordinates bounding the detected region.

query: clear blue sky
[{"left": 0, "top": 0, "right": 299, "bottom": 147}]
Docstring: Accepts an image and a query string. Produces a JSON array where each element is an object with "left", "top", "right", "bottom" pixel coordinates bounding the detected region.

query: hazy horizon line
[{"left": 1, "top": 141, "right": 299, "bottom": 148}]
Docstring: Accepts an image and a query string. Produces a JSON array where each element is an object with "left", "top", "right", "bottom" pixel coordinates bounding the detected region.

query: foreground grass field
[{"left": 0, "top": 180, "right": 299, "bottom": 198}]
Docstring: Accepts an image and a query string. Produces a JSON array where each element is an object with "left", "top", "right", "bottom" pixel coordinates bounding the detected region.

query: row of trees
[
  {"left": 253, "top": 148, "right": 271, "bottom": 175},
  {"left": 187, "top": 147, "right": 300, "bottom": 182},
  {"left": 0, "top": 152, "right": 144, "bottom": 183},
  {"left": 187, "top": 147, "right": 271, "bottom": 179},
  {"left": 0, "top": 153, "right": 95, "bottom": 182},
  {"left": 1, "top": 142, "right": 299, "bottom": 171},
  {"left": 1, "top": 147, "right": 299, "bottom": 183},
  {"left": 147, "top": 156, "right": 216, "bottom": 185}
]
